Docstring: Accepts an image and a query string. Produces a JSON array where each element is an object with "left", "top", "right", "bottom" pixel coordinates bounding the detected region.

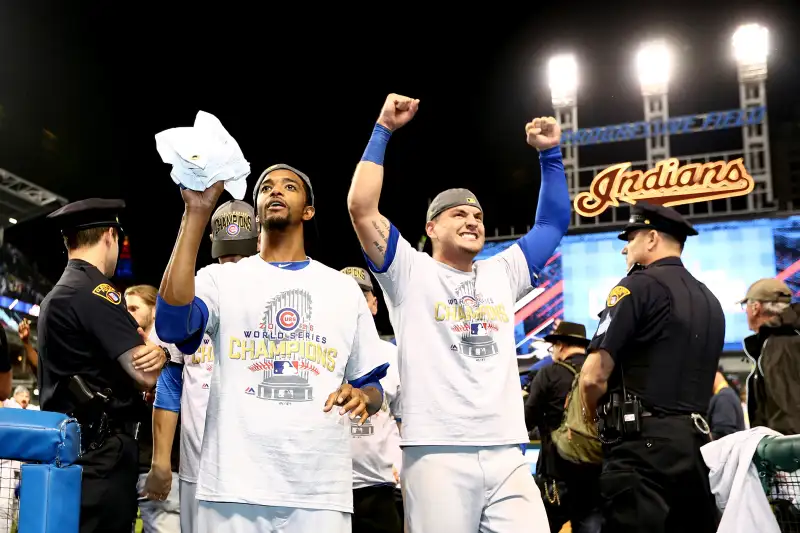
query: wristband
[{"left": 361, "top": 124, "right": 392, "bottom": 165}]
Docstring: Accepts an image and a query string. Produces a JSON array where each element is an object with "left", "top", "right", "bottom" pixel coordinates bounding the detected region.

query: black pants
[
  {"left": 353, "top": 484, "right": 402, "bottom": 533},
  {"left": 599, "top": 416, "right": 719, "bottom": 533},
  {"left": 538, "top": 473, "right": 602, "bottom": 533},
  {"left": 79, "top": 434, "right": 139, "bottom": 533}
]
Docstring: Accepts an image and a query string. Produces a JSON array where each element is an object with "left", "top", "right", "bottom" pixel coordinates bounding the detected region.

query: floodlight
[
  {"left": 732, "top": 23, "right": 769, "bottom": 68},
  {"left": 548, "top": 54, "right": 578, "bottom": 107},
  {"left": 636, "top": 40, "right": 672, "bottom": 95}
]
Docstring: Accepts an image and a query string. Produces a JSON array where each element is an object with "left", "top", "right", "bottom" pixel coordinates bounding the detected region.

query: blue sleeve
[
  {"left": 516, "top": 146, "right": 571, "bottom": 283},
  {"left": 154, "top": 362, "right": 183, "bottom": 413},
  {"left": 155, "top": 295, "right": 209, "bottom": 355},
  {"left": 348, "top": 363, "right": 390, "bottom": 400}
]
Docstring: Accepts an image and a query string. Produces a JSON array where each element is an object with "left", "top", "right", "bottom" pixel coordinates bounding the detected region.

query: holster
[{"left": 65, "top": 376, "right": 113, "bottom": 453}]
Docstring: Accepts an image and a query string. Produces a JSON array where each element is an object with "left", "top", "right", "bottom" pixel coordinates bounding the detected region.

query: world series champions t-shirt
[
  {"left": 192, "top": 256, "right": 389, "bottom": 513},
  {"left": 367, "top": 227, "right": 532, "bottom": 446},
  {"left": 351, "top": 340, "right": 401, "bottom": 489}
]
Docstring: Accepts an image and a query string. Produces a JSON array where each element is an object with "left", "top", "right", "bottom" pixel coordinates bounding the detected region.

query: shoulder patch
[
  {"left": 92, "top": 283, "right": 122, "bottom": 305},
  {"left": 606, "top": 285, "right": 631, "bottom": 308}
]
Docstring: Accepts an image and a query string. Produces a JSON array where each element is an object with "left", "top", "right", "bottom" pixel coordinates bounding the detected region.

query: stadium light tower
[
  {"left": 733, "top": 23, "right": 772, "bottom": 205},
  {"left": 548, "top": 54, "right": 579, "bottom": 204},
  {"left": 636, "top": 40, "right": 672, "bottom": 168}
]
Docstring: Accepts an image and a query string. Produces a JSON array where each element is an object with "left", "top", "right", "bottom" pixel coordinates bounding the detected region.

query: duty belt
[{"left": 639, "top": 410, "right": 710, "bottom": 435}]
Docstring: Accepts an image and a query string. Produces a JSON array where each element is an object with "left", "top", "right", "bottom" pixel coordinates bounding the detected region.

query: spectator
[
  {"left": 741, "top": 278, "right": 800, "bottom": 435},
  {"left": 707, "top": 371, "right": 745, "bottom": 440}
]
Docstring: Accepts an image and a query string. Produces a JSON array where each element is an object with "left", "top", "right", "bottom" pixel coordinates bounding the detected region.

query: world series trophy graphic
[
  {"left": 455, "top": 280, "right": 499, "bottom": 358},
  {"left": 257, "top": 289, "right": 315, "bottom": 402}
]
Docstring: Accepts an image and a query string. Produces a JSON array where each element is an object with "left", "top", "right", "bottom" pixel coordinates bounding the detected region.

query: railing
[{"left": 754, "top": 435, "right": 800, "bottom": 532}]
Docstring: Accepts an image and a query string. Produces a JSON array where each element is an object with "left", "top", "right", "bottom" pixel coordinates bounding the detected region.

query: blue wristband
[{"left": 361, "top": 124, "right": 392, "bottom": 165}]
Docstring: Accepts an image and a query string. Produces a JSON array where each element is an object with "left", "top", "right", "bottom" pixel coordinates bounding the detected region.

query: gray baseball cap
[
  {"left": 340, "top": 266, "right": 374, "bottom": 292},
  {"left": 252, "top": 164, "right": 315, "bottom": 207},
  {"left": 426, "top": 188, "right": 482, "bottom": 222},
  {"left": 210, "top": 200, "right": 258, "bottom": 259}
]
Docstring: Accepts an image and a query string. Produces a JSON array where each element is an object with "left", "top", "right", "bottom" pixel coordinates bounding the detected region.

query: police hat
[
  {"left": 618, "top": 202, "right": 698, "bottom": 243},
  {"left": 47, "top": 198, "right": 125, "bottom": 234}
]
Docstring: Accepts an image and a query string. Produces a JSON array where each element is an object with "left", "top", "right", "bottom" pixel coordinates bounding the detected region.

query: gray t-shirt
[{"left": 370, "top": 227, "right": 533, "bottom": 446}]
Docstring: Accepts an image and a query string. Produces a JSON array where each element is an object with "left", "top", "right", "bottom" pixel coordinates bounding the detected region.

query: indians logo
[
  {"left": 256, "top": 289, "right": 316, "bottom": 403},
  {"left": 226, "top": 223, "right": 240, "bottom": 236}
]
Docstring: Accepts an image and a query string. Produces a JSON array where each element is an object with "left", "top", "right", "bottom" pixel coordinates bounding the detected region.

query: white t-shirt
[
  {"left": 151, "top": 322, "right": 214, "bottom": 484},
  {"left": 351, "top": 340, "right": 401, "bottom": 489},
  {"left": 193, "top": 256, "right": 388, "bottom": 513},
  {"left": 370, "top": 227, "right": 532, "bottom": 446}
]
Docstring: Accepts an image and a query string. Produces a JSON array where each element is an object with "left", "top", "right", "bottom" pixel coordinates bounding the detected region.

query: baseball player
[
  {"left": 341, "top": 266, "right": 403, "bottom": 533},
  {"left": 346, "top": 94, "right": 571, "bottom": 532},
  {"left": 155, "top": 165, "right": 389, "bottom": 533},
  {"left": 141, "top": 200, "right": 258, "bottom": 533}
]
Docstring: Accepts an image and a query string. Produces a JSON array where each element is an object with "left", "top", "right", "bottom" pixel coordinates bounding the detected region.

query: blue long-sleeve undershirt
[
  {"left": 154, "top": 362, "right": 183, "bottom": 412},
  {"left": 516, "top": 146, "right": 571, "bottom": 284}
]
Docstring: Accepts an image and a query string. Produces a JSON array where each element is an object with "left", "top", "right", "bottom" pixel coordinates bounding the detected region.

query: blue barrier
[{"left": 0, "top": 409, "right": 81, "bottom": 533}]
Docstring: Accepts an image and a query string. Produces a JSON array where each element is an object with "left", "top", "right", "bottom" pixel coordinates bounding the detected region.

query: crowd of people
[
  {"left": 0, "top": 243, "right": 51, "bottom": 305},
  {"left": 0, "top": 92, "right": 798, "bottom": 533}
]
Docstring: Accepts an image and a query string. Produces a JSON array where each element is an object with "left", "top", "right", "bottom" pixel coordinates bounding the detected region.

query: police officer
[
  {"left": 578, "top": 202, "right": 724, "bottom": 533},
  {"left": 37, "top": 199, "right": 167, "bottom": 533}
]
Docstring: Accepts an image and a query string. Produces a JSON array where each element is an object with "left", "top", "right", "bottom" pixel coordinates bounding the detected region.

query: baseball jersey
[
  {"left": 351, "top": 340, "right": 401, "bottom": 489},
  {"left": 193, "top": 256, "right": 388, "bottom": 513},
  {"left": 368, "top": 226, "right": 532, "bottom": 446},
  {"left": 151, "top": 319, "right": 214, "bottom": 484}
]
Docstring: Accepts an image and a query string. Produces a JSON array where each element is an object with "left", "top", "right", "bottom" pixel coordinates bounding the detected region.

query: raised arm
[
  {"left": 156, "top": 182, "right": 223, "bottom": 353},
  {"left": 348, "top": 94, "right": 419, "bottom": 270}
]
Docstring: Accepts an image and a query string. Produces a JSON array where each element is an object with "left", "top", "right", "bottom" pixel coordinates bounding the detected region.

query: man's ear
[{"left": 302, "top": 206, "right": 316, "bottom": 222}]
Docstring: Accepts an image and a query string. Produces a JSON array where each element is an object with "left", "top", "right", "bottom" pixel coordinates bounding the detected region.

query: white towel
[{"left": 155, "top": 111, "right": 250, "bottom": 200}]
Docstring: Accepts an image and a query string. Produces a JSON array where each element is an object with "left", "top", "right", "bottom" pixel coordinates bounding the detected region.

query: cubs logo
[
  {"left": 276, "top": 308, "right": 300, "bottom": 331},
  {"left": 92, "top": 283, "right": 122, "bottom": 305},
  {"left": 606, "top": 285, "right": 631, "bottom": 307},
  {"left": 461, "top": 295, "right": 477, "bottom": 308},
  {"left": 226, "top": 223, "right": 240, "bottom": 236}
]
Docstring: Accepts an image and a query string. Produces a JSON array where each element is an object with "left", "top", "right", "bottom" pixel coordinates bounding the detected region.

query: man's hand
[
  {"left": 132, "top": 328, "right": 167, "bottom": 372},
  {"left": 525, "top": 116, "right": 561, "bottom": 151},
  {"left": 18, "top": 319, "right": 30, "bottom": 344},
  {"left": 377, "top": 94, "right": 420, "bottom": 132},
  {"left": 140, "top": 464, "right": 172, "bottom": 501},
  {"left": 323, "top": 384, "right": 371, "bottom": 425},
  {"left": 181, "top": 181, "right": 224, "bottom": 215}
]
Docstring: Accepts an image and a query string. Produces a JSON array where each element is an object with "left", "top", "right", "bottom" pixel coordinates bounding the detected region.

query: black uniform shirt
[
  {"left": 588, "top": 257, "right": 725, "bottom": 414},
  {"left": 38, "top": 259, "right": 144, "bottom": 420}
]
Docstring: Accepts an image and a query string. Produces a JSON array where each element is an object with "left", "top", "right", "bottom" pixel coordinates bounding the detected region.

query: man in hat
[
  {"left": 347, "top": 93, "right": 570, "bottom": 532},
  {"left": 37, "top": 198, "right": 168, "bottom": 533},
  {"left": 155, "top": 166, "right": 389, "bottom": 533},
  {"left": 341, "top": 265, "right": 404, "bottom": 533},
  {"left": 143, "top": 200, "right": 258, "bottom": 533},
  {"left": 579, "top": 201, "right": 725, "bottom": 533},
  {"left": 525, "top": 322, "right": 601, "bottom": 532},
  {"left": 739, "top": 278, "right": 800, "bottom": 435}
]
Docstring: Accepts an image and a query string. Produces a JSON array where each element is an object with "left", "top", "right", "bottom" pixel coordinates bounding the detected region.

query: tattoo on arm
[
  {"left": 373, "top": 241, "right": 386, "bottom": 254},
  {"left": 372, "top": 220, "right": 388, "bottom": 242}
]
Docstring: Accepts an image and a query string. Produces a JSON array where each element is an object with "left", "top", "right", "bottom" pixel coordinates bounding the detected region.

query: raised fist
[
  {"left": 180, "top": 181, "right": 224, "bottom": 214},
  {"left": 18, "top": 319, "right": 30, "bottom": 344},
  {"left": 525, "top": 117, "right": 561, "bottom": 151},
  {"left": 377, "top": 94, "right": 420, "bottom": 132}
]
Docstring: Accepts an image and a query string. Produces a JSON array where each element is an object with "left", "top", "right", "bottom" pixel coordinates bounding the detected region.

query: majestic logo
[
  {"left": 92, "top": 283, "right": 122, "bottom": 305},
  {"left": 276, "top": 308, "right": 300, "bottom": 331},
  {"left": 574, "top": 158, "right": 755, "bottom": 218},
  {"left": 256, "top": 289, "right": 316, "bottom": 403}
]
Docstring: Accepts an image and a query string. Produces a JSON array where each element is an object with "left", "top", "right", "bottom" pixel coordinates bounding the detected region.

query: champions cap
[
  {"left": 252, "top": 164, "right": 315, "bottom": 207},
  {"left": 340, "top": 266, "right": 374, "bottom": 292},
  {"left": 426, "top": 188, "right": 482, "bottom": 222},
  {"left": 618, "top": 202, "right": 698, "bottom": 243},
  {"left": 737, "top": 278, "right": 792, "bottom": 305},
  {"left": 47, "top": 198, "right": 125, "bottom": 234},
  {"left": 210, "top": 200, "right": 258, "bottom": 259}
]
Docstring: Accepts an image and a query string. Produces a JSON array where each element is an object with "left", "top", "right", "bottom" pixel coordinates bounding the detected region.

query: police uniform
[
  {"left": 589, "top": 203, "right": 725, "bottom": 533},
  {"left": 37, "top": 199, "right": 148, "bottom": 533}
]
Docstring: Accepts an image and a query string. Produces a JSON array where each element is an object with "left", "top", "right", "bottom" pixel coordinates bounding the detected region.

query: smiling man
[{"left": 346, "top": 93, "right": 571, "bottom": 533}]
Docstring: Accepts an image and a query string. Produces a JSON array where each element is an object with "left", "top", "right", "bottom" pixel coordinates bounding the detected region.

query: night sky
[{"left": 1, "top": 2, "right": 798, "bottom": 334}]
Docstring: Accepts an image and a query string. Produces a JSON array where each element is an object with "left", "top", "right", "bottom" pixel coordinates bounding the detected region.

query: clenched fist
[
  {"left": 377, "top": 94, "right": 420, "bottom": 132},
  {"left": 525, "top": 117, "right": 561, "bottom": 151}
]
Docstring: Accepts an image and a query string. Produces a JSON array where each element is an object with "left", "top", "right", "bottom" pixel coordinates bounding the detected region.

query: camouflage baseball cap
[
  {"left": 210, "top": 200, "right": 258, "bottom": 259},
  {"left": 340, "top": 266, "right": 374, "bottom": 292},
  {"left": 426, "top": 188, "right": 482, "bottom": 222},
  {"left": 737, "top": 278, "right": 792, "bottom": 304}
]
